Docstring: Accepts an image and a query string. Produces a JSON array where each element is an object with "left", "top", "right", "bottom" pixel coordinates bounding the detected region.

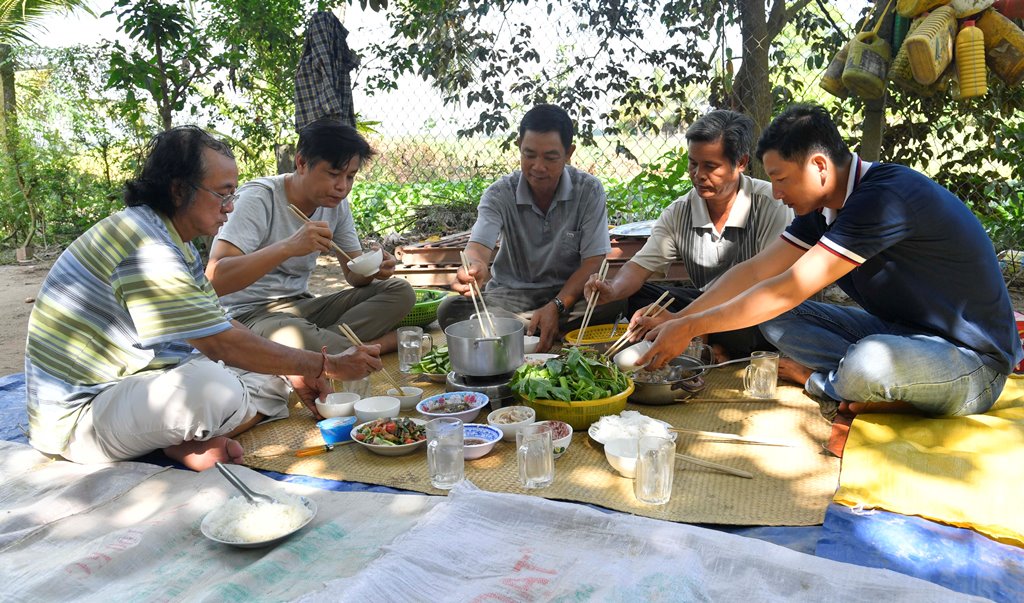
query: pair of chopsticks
[
  {"left": 675, "top": 453, "right": 753, "bottom": 479},
  {"left": 287, "top": 203, "right": 356, "bottom": 262},
  {"left": 575, "top": 259, "right": 609, "bottom": 346},
  {"left": 604, "top": 291, "right": 675, "bottom": 358},
  {"left": 670, "top": 427, "right": 797, "bottom": 448},
  {"left": 460, "top": 251, "right": 497, "bottom": 338},
  {"left": 338, "top": 323, "right": 405, "bottom": 391}
]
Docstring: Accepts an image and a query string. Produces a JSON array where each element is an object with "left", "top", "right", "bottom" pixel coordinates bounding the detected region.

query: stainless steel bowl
[{"left": 629, "top": 354, "right": 710, "bottom": 405}]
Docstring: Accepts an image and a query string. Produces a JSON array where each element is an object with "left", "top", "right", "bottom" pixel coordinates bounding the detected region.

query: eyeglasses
[{"left": 190, "top": 182, "right": 238, "bottom": 209}]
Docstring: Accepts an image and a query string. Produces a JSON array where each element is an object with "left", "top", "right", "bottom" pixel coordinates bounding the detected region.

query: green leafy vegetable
[{"left": 510, "top": 347, "right": 630, "bottom": 402}]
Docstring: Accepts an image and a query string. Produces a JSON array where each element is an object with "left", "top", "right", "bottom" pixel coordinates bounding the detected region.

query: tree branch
[{"left": 768, "top": 0, "right": 815, "bottom": 39}]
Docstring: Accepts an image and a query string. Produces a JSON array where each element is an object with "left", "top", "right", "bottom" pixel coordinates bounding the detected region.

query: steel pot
[
  {"left": 629, "top": 354, "right": 710, "bottom": 405},
  {"left": 445, "top": 316, "right": 525, "bottom": 377}
]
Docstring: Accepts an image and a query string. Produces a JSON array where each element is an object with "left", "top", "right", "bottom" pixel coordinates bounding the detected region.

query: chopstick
[
  {"left": 675, "top": 453, "right": 754, "bottom": 479},
  {"left": 287, "top": 204, "right": 356, "bottom": 262},
  {"left": 604, "top": 292, "right": 674, "bottom": 358},
  {"left": 459, "top": 251, "right": 497, "bottom": 338},
  {"left": 669, "top": 427, "right": 798, "bottom": 447},
  {"left": 338, "top": 323, "right": 405, "bottom": 391},
  {"left": 575, "top": 259, "right": 609, "bottom": 346}
]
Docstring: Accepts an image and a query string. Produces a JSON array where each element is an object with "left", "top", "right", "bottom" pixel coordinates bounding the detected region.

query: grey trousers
[{"left": 234, "top": 279, "right": 415, "bottom": 353}]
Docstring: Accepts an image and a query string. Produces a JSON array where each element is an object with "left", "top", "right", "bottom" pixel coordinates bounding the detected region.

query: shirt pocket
[{"left": 559, "top": 230, "right": 582, "bottom": 259}]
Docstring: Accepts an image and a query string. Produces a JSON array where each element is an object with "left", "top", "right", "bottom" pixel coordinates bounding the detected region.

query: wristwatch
[{"left": 551, "top": 296, "right": 568, "bottom": 315}]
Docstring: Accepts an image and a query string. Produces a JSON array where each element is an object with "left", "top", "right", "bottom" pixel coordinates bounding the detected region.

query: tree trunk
[
  {"left": 733, "top": 0, "right": 772, "bottom": 179},
  {"left": 0, "top": 44, "right": 14, "bottom": 144}
]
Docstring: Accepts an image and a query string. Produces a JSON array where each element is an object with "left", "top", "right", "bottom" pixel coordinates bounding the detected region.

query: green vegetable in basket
[
  {"left": 510, "top": 346, "right": 630, "bottom": 402},
  {"left": 410, "top": 346, "right": 451, "bottom": 374}
]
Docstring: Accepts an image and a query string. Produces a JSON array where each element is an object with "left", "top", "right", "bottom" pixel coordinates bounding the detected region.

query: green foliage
[
  {"left": 605, "top": 149, "right": 693, "bottom": 223},
  {"left": 348, "top": 177, "right": 493, "bottom": 236},
  {"left": 0, "top": 0, "right": 92, "bottom": 44},
  {"left": 104, "top": 0, "right": 222, "bottom": 130}
]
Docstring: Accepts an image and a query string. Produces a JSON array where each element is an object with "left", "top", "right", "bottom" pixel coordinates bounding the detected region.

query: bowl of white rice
[
  {"left": 587, "top": 410, "right": 676, "bottom": 446},
  {"left": 201, "top": 493, "right": 317, "bottom": 548}
]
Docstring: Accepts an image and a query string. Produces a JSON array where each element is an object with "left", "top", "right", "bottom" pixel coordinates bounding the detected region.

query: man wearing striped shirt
[
  {"left": 585, "top": 110, "right": 792, "bottom": 360},
  {"left": 25, "top": 127, "right": 382, "bottom": 471},
  {"left": 637, "top": 105, "right": 1021, "bottom": 417}
]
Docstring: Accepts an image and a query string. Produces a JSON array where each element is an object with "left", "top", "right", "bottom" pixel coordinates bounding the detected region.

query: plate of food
[
  {"left": 351, "top": 417, "right": 428, "bottom": 456},
  {"left": 523, "top": 353, "right": 559, "bottom": 366},
  {"left": 409, "top": 346, "right": 451, "bottom": 383},
  {"left": 586, "top": 410, "right": 676, "bottom": 446},
  {"left": 201, "top": 493, "right": 317, "bottom": 548}
]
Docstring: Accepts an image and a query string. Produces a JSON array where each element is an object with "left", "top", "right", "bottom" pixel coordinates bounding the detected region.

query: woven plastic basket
[
  {"left": 398, "top": 289, "right": 453, "bottom": 327},
  {"left": 563, "top": 323, "right": 620, "bottom": 346},
  {"left": 523, "top": 380, "right": 635, "bottom": 430}
]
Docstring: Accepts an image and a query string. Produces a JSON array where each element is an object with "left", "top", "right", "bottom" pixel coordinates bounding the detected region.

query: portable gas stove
[{"left": 446, "top": 371, "right": 516, "bottom": 411}]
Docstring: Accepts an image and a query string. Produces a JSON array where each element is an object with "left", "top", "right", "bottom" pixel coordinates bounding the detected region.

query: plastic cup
[
  {"left": 634, "top": 435, "right": 675, "bottom": 505},
  {"left": 426, "top": 417, "right": 464, "bottom": 490}
]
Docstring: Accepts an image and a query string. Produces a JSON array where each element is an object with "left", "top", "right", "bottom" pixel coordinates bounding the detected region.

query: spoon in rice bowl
[{"left": 215, "top": 462, "right": 276, "bottom": 505}]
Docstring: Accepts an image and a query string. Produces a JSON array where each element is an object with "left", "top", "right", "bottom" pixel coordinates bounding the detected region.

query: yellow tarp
[{"left": 835, "top": 376, "right": 1024, "bottom": 546}]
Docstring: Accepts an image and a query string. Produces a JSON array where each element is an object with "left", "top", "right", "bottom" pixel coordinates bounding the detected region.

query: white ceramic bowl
[
  {"left": 386, "top": 386, "right": 424, "bottom": 411},
  {"left": 354, "top": 395, "right": 401, "bottom": 423},
  {"left": 613, "top": 340, "right": 653, "bottom": 372},
  {"left": 416, "top": 392, "right": 489, "bottom": 423},
  {"left": 346, "top": 248, "right": 384, "bottom": 277},
  {"left": 316, "top": 392, "right": 360, "bottom": 419},
  {"left": 523, "top": 335, "right": 541, "bottom": 354},
  {"left": 486, "top": 405, "right": 536, "bottom": 442},
  {"left": 604, "top": 437, "right": 639, "bottom": 478},
  {"left": 462, "top": 423, "right": 503, "bottom": 460},
  {"left": 524, "top": 353, "right": 558, "bottom": 366},
  {"left": 350, "top": 417, "right": 428, "bottom": 456},
  {"left": 537, "top": 420, "right": 573, "bottom": 459}
]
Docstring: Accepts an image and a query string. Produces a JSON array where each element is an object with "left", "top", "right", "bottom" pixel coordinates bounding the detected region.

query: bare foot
[
  {"left": 367, "top": 330, "right": 398, "bottom": 354},
  {"left": 839, "top": 400, "right": 920, "bottom": 415},
  {"left": 778, "top": 357, "right": 813, "bottom": 387},
  {"left": 164, "top": 436, "right": 244, "bottom": 471},
  {"left": 710, "top": 344, "right": 730, "bottom": 364}
]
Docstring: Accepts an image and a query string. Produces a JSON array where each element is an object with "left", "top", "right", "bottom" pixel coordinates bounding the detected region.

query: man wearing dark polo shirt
[{"left": 437, "top": 104, "right": 613, "bottom": 352}]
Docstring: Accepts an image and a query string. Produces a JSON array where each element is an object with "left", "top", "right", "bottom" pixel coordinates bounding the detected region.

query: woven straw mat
[{"left": 238, "top": 344, "right": 839, "bottom": 526}]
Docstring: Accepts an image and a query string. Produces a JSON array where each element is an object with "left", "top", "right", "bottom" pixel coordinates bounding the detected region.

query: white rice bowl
[
  {"left": 203, "top": 493, "right": 314, "bottom": 545},
  {"left": 588, "top": 410, "right": 674, "bottom": 445}
]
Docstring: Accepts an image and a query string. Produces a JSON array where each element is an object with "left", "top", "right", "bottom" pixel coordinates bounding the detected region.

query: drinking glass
[
  {"left": 634, "top": 435, "right": 675, "bottom": 505},
  {"left": 333, "top": 375, "right": 371, "bottom": 398},
  {"left": 517, "top": 422, "right": 554, "bottom": 489},
  {"left": 743, "top": 351, "right": 779, "bottom": 399},
  {"left": 426, "top": 417, "right": 464, "bottom": 490},
  {"left": 398, "top": 326, "right": 433, "bottom": 372}
]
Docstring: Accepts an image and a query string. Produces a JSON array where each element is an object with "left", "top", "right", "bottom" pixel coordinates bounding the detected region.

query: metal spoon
[
  {"left": 215, "top": 462, "right": 276, "bottom": 505},
  {"left": 683, "top": 355, "right": 756, "bottom": 371}
]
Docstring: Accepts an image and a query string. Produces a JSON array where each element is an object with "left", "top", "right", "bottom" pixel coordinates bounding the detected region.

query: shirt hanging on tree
[{"left": 295, "top": 11, "right": 358, "bottom": 130}]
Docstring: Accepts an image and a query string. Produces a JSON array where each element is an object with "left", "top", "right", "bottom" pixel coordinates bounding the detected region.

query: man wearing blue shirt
[{"left": 637, "top": 104, "right": 1021, "bottom": 416}]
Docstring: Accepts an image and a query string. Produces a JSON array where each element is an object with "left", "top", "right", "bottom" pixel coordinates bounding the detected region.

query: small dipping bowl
[
  {"left": 317, "top": 416, "right": 358, "bottom": 446},
  {"left": 486, "top": 405, "right": 536, "bottom": 442},
  {"left": 354, "top": 396, "right": 401, "bottom": 423},
  {"left": 386, "top": 386, "right": 425, "bottom": 411},
  {"left": 316, "top": 392, "right": 360, "bottom": 419},
  {"left": 463, "top": 423, "right": 503, "bottom": 460},
  {"left": 536, "top": 420, "right": 573, "bottom": 459},
  {"left": 604, "top": 437, "right": 639, "bottom": 478},
  {"left": 523, "top": 335, "right": 541, "bottom": 354}
]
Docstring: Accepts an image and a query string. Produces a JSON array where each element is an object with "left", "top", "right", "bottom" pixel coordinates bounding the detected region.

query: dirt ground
[{"left": 1, "top": 255, "right": 1022, "bottom": 378}]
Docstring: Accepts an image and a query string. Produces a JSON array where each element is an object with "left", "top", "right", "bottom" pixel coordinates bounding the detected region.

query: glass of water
[
  {"left": 426, "top": 417, "right": 464, "bottom": 490},
  {"left": 517, "top": 422, "right": 554, "bottom": 489},
  {"left": 398, "top": 326, "right": 432, "bottom": 372},
  {"left": 634, "top": 435, "right": 675, "bottom": 505},
  {"left": 743, "top": 351, "right": 779, "bottom": 399}
]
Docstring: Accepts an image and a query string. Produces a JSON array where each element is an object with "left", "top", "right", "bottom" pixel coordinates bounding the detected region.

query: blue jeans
[{"left": 759, "top": 301, "right": 1006, "bottom": 416}]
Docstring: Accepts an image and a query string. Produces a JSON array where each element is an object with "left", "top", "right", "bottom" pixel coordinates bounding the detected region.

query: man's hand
[
  {"left": 324, "top": 344, "right": 383, "bottom": 381},
  {"left": 283, "top": 220, "right": 334, "bottom": 257},
  {"left": 372, "top": 249, "right": 399, "bottom": 279},
  {"left": 287, "top": 373, "right": 333, "bottom": 419},
  {"left": 635, "top": 317, "right": 698, "bottom": 370},
  {"left": 452, "top": 260, "right": 489, "bottom": 298},
  {"left": 583, "top": 272, "right": 614, "bottom": 304},
  {"left": 527, "top": 302, "right": 560, "bottom": 353},
  {"left": 624, "top": 303, "right": 676, "bottom": 340}
]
